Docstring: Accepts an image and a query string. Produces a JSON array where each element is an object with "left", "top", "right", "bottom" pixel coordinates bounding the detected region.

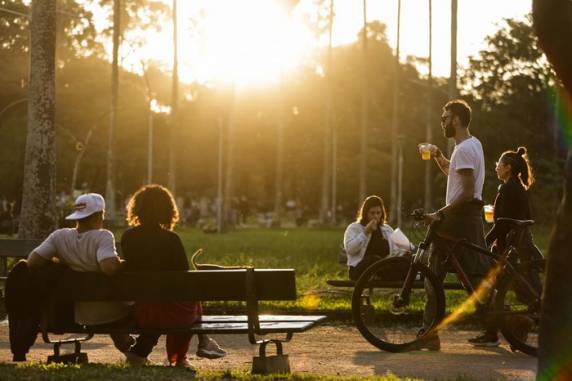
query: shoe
[
  {"left": 507, "top": 315, "right": 534, "bottom": 344},
  {"left": 196, "top": 337, "right": 227, "bottom": 359},
  {"left": 115, "top": 335, "right": 136, "bottom": 353},
  {"left": 415, "top": 334, "right": 441, "bottom": 351},
  {"left": 175, "top": 358, "right": 197, "bottom": 372},
  {"left": 468, "top": 332, "right": 501, "bottom": 347},
  {"left": 412, "top": 329, "right": 441, "bottom": 351},
  {"left": 125, "top": 351, "right": 149, "bottom": 366}
]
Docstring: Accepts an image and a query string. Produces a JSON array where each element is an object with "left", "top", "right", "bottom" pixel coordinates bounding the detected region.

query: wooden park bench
[
  {"left": 0, "top": 238, "right": 41, "bottom": 293},
  {"left": 1, "top": 239, "right": 326, "bottom": 374},
  {"left": 328, "top": 246, "right": 464, "bottom": 290}
]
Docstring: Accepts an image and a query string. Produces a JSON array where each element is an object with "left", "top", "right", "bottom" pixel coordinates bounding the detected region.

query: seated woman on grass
[
  {"left": 344, "top": 195, "right": 408, "bottom": 281},
  {"left": 122, "top": 184, "right": 226, "bottom": 368}
]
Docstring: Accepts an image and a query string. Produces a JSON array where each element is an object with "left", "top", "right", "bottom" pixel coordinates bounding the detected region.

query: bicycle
[{"left": 351, "top": 210, "right": 544, "bottom": 356}]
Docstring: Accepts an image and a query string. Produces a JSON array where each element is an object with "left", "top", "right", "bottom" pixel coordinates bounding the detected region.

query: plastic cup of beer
[
  {"left": 420, "top": 143, "right": 432, "bottom": 160},
  {"left": 484, "top": 204, "right": 494, "bottom": 223}
]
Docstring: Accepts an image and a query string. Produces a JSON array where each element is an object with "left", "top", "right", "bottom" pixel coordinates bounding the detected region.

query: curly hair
[{"left": 126, "top": 184, "right": 180, "bottom": 230}]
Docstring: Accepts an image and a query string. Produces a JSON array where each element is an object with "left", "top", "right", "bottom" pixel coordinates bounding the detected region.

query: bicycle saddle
[{"left": 496, "top": 217, "right": 535, "bottom": 227}]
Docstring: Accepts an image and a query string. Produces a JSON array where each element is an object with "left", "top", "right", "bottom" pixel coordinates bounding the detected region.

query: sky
[{"left": 93, "top": 0, "right": 533, "bottom": 86}]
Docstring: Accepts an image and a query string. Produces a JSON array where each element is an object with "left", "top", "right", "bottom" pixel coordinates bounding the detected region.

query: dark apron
[{"left": 433, "top": 199, "right": 493, "bottom": 276}]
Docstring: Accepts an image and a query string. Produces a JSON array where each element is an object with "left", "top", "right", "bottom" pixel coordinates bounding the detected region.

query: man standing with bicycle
[{"left": 417, "top": 99, "right": 493, "bottom": 349}]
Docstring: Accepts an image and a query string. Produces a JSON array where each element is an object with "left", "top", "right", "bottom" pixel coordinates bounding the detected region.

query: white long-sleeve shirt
[{"left": 343, "top": 222, "right": 406, "bottom": 267}]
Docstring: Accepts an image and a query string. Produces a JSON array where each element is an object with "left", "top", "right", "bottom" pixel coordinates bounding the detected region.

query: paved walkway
[{"left": 0, "top": 321, "right": 536, "bottom": 380}]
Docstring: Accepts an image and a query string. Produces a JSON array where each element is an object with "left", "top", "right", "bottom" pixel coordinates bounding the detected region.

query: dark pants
[
  {"left": 348, "top": 255, "right": 384, "bottom": 281},
  {"left": 422, "top": 200, "right": 493, "bottom": 332}
]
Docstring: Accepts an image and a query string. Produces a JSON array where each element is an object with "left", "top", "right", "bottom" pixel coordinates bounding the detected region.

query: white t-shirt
[
  {"left": 446, "top": 136, "right": 485, "bottom": 205},
  {"left": 34, "top": 228, "right": 131, "bottom": 326}
]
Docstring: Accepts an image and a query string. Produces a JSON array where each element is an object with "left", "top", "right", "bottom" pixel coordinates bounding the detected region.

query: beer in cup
[
  {"left": 419, "top": 143, "right": 432, "bottom": 161},
  {"left": 484, "top": 204, "right": 494, "bottom": 223}
]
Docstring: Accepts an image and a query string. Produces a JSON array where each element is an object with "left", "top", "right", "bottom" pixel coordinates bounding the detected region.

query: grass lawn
[{"left": 0, "top": 363, "right": 461, "bottom": 381}]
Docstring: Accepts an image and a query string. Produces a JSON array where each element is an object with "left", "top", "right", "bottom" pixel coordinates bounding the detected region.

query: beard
[{"left": 443, "top": 122, "right": 455, "bottom": 138}]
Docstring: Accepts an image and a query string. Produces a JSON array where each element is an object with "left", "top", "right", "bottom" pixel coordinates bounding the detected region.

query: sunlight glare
[{"left": 192, "top": 0, "right": 313, "bottom": 88}]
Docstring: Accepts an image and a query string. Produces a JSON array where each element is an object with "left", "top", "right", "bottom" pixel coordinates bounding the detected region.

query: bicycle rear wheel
[
  {"left": 351, "top": 256, "right": 445, "bottom": 352},
  {"left": 494, "top": 259, "right": 545, "bottom": 357}
]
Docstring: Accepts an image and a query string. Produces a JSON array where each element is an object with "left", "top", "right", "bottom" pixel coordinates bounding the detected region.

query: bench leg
[
  {"left": 47, "top": 341, "right": 88, "bottom": 364},
  {"left": 252, "top": 340, "right": 290, "bottom": 374}
]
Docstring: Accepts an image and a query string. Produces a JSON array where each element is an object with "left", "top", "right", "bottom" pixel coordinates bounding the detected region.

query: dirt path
[{"left": 0, "top": 320, "right": 536, "bottom": 380}]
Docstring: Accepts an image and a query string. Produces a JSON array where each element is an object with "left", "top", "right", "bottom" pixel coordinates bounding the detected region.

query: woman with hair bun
[{"left": 468, "top": 146, "right": 543, "bottom": 347}]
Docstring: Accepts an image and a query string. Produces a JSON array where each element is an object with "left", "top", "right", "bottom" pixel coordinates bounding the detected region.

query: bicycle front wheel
[
  {"left": 494, "top": 259, "right": 545, "bottom": 357},
  {"left": 351, "top": 256, "right": 445, "bottom": 352}
]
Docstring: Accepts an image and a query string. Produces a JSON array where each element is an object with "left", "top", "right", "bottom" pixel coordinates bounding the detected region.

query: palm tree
[
  {"left": 168, "top": 0, "right": 179, "bottom": 194},
  {"left": 19, "top": 0, "right": 57, "bottom": 239},
  {"left": 105, "top": 0, "right": 120, "bottom": 222},
  {"left": 390, "top": 0, "right": 402, "bottom": 225},
  {"left": 359, "top": 0, "right": 368, "bottom": 203},
  {"left": 424, "top": 0, "right": 433, "bottom": 212}
]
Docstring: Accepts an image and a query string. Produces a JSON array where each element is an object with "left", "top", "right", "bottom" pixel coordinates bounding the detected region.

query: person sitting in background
[
  {"left": 26, "top": 193, "right": 133, "bottom": 353},
  {"left": 121, "top": 184, "right": 226, "bottom": 368},
  {"left": 344, "top": 195, "right": 408, "bottom": 281}
]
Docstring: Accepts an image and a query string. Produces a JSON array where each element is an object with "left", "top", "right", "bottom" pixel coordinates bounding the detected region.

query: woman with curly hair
[{"left": 122, "top": 184, "right": 225, "bottom": 368}]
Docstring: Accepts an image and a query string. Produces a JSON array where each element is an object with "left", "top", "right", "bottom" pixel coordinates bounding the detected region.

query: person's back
[
  {"left": 27, "top": 193, "right": 130, "bottom": 326},
  {"left": 122, "top": 225, "right": 189, "bottom": 272}
]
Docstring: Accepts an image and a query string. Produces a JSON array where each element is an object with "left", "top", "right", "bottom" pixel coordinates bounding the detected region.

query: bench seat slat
[
  {"left": 326, "top": 279, "right": 465, "bottom": 290},
  {"left": 51, "top": 318, "right": 327, "bottom": 336},
  {"left": 200, "top": 315, "right": 327, "bottom": 323}
]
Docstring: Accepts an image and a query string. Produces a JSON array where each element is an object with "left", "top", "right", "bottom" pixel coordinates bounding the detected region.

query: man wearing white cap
[{"left": 26, "top": 193, "right": 133, "bottom": 352}]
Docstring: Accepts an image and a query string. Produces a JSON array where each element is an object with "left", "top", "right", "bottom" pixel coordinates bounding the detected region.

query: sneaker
[
  {"left": 468, "top": 332, "right": 501, "bottom": 347},
  {"left": 175, "top": 358, "right": 197, "bottom": 372},
  {"left": 196, "top": 337, "right": 227, "bottom": 359},
  {"left": 415, "top": 334, "right": 441, "bottom": 351},
  {"left": 115, "top": 335, "right": 136, "bottom": 353},
  {"left": 412, "top": 329, "right": 441, "bottom": 351},
  {"left": 507, "top": 315, "right": 534, "bottom": 344},
  {"left": 125, "top": 351, "right": 149, "bottom": 366}
]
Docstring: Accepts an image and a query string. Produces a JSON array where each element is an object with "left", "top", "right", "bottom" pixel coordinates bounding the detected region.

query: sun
[{"left": 135, "top": 0, "right": 315, "bottom": 88}]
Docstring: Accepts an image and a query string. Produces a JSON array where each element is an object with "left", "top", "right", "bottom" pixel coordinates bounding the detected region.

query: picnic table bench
[{"left": 1, "top": 239, "right": 326, "bottom": 374}]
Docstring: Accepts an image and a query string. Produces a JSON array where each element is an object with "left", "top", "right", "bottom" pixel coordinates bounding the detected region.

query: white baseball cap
[{"left": 65, "top": 193, "right": 106, "bottom": 220}]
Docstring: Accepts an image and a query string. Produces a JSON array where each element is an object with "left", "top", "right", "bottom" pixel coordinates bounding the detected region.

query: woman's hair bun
[{"left": 516, "top": 146, "right": 527, "bottom": 156}]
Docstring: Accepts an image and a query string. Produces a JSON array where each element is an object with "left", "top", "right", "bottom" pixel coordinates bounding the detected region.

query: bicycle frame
[{"left": 397, "top": 220, "right": 541, "bottom": 308}]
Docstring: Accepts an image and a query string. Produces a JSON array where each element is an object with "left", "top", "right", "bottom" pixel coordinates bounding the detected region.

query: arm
[
  {"left": 343, "top": 224, "right": 369, "bottom": 257},
  {"left": 27, "top": 251, "right": 50, "bottom": 268},
  {"left": 432, "top": 146, "right": 450, "bottom": 175},
  {"left": 99, "top": 256, "right": 124, "bottom": 275},
  {"left": 97, "top": 230, "right": 124, "bottom": 276},
  {"left": 425, "top": 168, "right": 475, "bottom": 224}
]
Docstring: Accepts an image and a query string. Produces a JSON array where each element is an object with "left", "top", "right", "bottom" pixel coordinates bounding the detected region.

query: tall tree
[
  {"left": 18, "top": 0, "right": 57, "bottom": 239},
  {"left": 358, "top": 0, "right": 368, "bottom": 202},
  {"left": 533, "top": 1, "right": 572, "bottom": 379},
  {"left": 168, "top": 0, "right": 178, "bottom": 194},
  {"left": 105, "top": 0, "right": 120, "bottom": 222}
]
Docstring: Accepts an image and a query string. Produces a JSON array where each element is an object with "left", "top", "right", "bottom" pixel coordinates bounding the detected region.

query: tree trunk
[
  {"left": 390, "top": 0, "right": 401, "bottom": 225},
  {"left": 532, "top": 1, "right": 572, "bottom": 379},
  {"left": 424, "top": 0, "right": 433, "bottom": 212},
  {"left": 168, "top": 0, "right": 179, "bottom": 194},
  {"left": 18, "top": 0, "right": 57, "bottom": 240},
  {"left": 106, "top": 0, "right": 120, "bottom": 222},
  {"left": 358, "top": 0, "right": 368, "bottom": 203}
]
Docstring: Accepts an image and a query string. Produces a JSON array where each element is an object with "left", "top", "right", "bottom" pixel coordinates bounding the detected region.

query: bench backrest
[
  {"left": 53, "top": 269, "right": 297, "bottom": 302},
  {"left": 0, "top": 239, "right": 42, "bottom": 258}
]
